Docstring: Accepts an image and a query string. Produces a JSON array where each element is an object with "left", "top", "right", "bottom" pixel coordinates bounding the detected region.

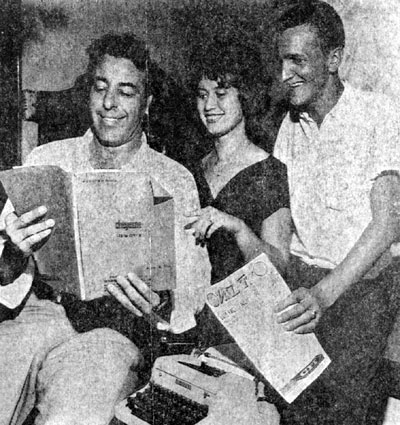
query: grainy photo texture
[{"left": 1, "top": 1, "right": 400, "bottom": 425}]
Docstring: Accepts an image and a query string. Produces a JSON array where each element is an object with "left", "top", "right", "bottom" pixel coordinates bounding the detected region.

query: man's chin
[
  {"left": 287, "top": 90, "right": 319, "bottom": 113},
  {"left": 91, "top": 123, "right": 143, "bottom": 148},
  {"left": 92, "top": 127, "right": 124, "bottom": 147},
  {"left": 288, "top": 97, "right": 311, "bottom": 113}
]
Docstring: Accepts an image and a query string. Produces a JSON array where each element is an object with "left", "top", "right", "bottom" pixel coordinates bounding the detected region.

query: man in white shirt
[
  {"left": 273, "top": 2, "right": 400, "bottom": 424},
  {"left": 0, "top": 33, "right": 210, "bottom": 425}
]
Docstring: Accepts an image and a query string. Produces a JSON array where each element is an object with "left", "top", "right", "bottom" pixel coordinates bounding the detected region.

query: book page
[
  {"left": 205, "top": 253, "right": 331, "bottom": 403},
  {"left": 150, "top": 177, "right": 176, "bottom": 293},
  {"left": 73, "top": 171, "right": 176, "bottom": 300}
]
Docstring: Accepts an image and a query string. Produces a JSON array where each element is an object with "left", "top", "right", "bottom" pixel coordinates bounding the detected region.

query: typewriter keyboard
[{"left": 127, "top": 383, "right": 209, "bottom": 425}]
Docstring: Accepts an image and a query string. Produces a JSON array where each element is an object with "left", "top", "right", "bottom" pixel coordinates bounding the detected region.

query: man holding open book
[{"left": 0, "top": 33, "right": 210, "bottom": 425}]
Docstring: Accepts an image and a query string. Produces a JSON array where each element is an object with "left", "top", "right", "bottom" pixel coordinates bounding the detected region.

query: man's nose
[
  {"left": 281, "top": 60, "right": 294, "bottom": 83},
  {"left": 103, "top": 89, "right": 117, "bottom": 110}
]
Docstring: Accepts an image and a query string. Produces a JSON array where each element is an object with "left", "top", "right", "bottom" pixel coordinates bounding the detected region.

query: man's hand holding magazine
[{"left": 0, "top": 205, "right": 54, "bottom": 285}]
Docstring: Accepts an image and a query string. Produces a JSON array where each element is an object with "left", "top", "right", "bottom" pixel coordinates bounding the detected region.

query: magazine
[
  {"left": 0, "top": 165, "right": 176, "bottom": 300},
  {"left": 205, "top": 253, "right": 331, "bottom": 403}
]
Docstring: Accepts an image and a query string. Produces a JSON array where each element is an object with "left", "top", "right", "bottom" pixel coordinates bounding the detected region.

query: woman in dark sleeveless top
[{"left": 186, "top": 39, "right": 292, "bottom": 347}]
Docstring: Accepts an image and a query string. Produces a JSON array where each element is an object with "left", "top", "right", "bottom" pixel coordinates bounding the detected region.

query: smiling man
[
  {"left": 273, "top": 1, "right": 400, "bottom": 424},
  {"left": 0, "top": 33, "right": 210, "bottom": 425},
  {"left": 89, "top": 54, "right": 150, "bottom": 150}
]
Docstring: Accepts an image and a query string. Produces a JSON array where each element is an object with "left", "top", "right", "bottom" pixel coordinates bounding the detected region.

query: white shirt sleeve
[
  {"left": 167, "top": 172, "right": 211, "bottom": 333},
  {"left": 0, "top": 199, "right": 34, "bottom": 308},
  {"left": 369, "top": 97, "right": 400, "bottom": 180},
  {"left": 273, "top": 114, "right": 291, "bottom": 166}
]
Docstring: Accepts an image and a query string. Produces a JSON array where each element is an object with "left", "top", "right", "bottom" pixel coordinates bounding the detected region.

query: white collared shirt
[
  {"left": 0, "top": 130, "right": 211, "bottom": 332},
  {"left": 274, "top": 84, "right": 400, "bottom": 268}
]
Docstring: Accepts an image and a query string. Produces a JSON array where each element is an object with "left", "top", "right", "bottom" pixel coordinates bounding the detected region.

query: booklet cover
[
  {"left": 205, "top": 253, "right": 331, "bottom": 403},
  {"left": 0, "top": 165, "right": 176, "bottom": 300}
]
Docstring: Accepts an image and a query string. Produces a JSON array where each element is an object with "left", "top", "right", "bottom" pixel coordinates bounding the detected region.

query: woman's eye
[
  {"left": 197, "top": 93, "right": 207, "bottom": 100},
  {"left": 293, "top": 58, "right": 305, "bottom": 66},
  {"left": 94, "top": 84, "right": 106, "bottom": 92},
  {"left": 216, "top": 91, "right": 227, "bottom": 98}
]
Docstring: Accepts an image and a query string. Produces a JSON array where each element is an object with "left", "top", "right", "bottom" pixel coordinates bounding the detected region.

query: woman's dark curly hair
[{"left": 188, "top": 37, "right": 272, "bottom": 145}]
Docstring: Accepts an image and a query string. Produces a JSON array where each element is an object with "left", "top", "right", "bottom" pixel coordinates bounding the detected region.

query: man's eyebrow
[{"left": 283, "top": 53, "right": 306, "bottom": 60}]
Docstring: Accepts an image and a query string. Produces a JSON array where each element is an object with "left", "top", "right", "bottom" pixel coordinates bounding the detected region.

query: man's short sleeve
[{"left": 370, "top": 97, "right": 400, "bottom": 180}]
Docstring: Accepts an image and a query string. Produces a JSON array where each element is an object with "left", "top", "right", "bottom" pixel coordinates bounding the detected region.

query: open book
[
  {"left": 205, "top": 253, "right": 331, "bottom": 403},
  {"left": 0, "top": 165, "right": 176, "bottom": 300}
]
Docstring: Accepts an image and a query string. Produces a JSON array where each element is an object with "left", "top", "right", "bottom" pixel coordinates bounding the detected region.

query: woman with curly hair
[{"left": 186, "top": 38, "right": 292, "bottom": 349}]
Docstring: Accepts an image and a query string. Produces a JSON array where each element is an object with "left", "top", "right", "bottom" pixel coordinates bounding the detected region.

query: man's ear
[
  {"left": 144, "top": 95, "right": 153, "bottom": 115},
  {"left": 328, "top": 47, "right": 343, "bottom": 73}
]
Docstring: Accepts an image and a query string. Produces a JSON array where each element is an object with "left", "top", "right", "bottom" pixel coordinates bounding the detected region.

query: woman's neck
[{"left": 213, "top": 122, "right": 251, "bottom": 164}]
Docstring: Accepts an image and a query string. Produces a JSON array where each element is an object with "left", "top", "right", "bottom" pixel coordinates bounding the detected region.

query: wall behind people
[
  {"left": 21, "top": 0, "right": 400, "bottom": 165},
  {"left": 21, "top": 0, "right": 282, "bottom": 165},
  {"left": 329, "top": 0, "right": 400, "bottom": 99},
  {"left": 1, "top": 0, "right": 22, "bottom": 170}
]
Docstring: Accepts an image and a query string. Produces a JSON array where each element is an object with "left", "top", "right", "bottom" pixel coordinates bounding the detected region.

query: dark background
[{"left": 3, "top": 0, "right": 299, "bottom": 170}]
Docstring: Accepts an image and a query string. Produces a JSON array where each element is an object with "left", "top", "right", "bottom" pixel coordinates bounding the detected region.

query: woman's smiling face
[{"left": 197, "top": 78, "right": 244, "bottom": 138}]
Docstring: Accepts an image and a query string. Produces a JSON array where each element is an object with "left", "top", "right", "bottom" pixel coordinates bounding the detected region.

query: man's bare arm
[
  {"left": 276, "top": 173, "right": 400, "bottom": 333},
  {"left": 313, "top": 173, "right": 400, "bottom": 308}
]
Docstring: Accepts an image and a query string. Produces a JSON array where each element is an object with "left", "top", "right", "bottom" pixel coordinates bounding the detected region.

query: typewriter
[{"left": 115, "top": 350, "right": 255, "bottom": 425}]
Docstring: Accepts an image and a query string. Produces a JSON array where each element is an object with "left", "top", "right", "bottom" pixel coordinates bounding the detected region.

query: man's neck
[
  {"left": 90, "top": 134, "right": 143, "bottom": 169},
  {"left": 307, "top": 76, "right": 344, "bottom": 127}
]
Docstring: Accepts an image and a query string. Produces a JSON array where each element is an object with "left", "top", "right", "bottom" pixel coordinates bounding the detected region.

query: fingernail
[
  {"left": 46, "top": 219, "right": 55, "bottom": 227},
  {"left": 38, "top": 206, "right": 47, "bottom": 214}
]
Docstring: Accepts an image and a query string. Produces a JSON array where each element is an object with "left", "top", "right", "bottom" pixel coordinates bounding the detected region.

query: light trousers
[{"left": 0, "top": 293, "right": 141, "bottom": 425}]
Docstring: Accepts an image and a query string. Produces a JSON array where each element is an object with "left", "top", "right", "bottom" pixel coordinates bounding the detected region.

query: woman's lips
[{"left": 205, "top": 114, "right": 223, "bottom": 123}]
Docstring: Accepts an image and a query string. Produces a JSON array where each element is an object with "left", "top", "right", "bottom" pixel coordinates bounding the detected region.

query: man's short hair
[
  {"left": 86, "top": 33, "right": 153, "bottom": 96},
  {"left": 276, "top": 0, "right": 345, "bottom": 54}
]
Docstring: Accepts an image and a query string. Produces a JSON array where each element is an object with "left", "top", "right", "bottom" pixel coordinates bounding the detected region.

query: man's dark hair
[
  {"left": 86, "top": 33, "right": 153, "bottom": 95},
  {"left": 276, "top": 0, "right": 345, "bottom": 54}
]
